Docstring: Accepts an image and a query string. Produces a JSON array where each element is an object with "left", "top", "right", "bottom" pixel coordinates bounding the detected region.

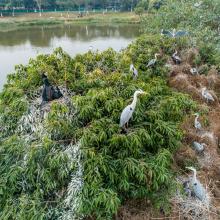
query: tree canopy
[{"left": 0, "top": 0, "right": 141, "bottom": 11}]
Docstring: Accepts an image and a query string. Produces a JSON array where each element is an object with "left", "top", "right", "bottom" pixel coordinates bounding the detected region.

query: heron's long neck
[
  {"left": 195, "top": 116, "right": 199, "bottom": 122},
  {"left": 192, "top": 170, "right": 197, "bottom": 182},
  {"left": 131, "top": 94, "right": 138, "bottom": 109}
]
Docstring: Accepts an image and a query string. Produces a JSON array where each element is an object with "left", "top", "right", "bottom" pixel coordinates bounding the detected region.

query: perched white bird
[
  {"left": 147, "top": 53, "right": 160, "bottom": 68},
  {"left": 192, "top": 141, "right": 206, "bottom": 154},
  {"left": 190, "top": 67, "right": 199, "bottom": 75},
  {"left": 120, "top": 89, "right": 146, "bottom": 129},
  {"left": 194, "top": 113, "right": 202, "bottom": 130},
  {"left": 186, "top": 167, "right": 208, "bottom": 202},
  {"left": 161, "top": 29, "right": 188, "bottom": 38},
  {"left": 130, "top": 64, "right": 138, "bottom": 79},
  {"left": 172, "top": 50, "right": 181, "bottom": 64},
  {"left": 201, "top": 87, "right": 214, "bottom": 102}
]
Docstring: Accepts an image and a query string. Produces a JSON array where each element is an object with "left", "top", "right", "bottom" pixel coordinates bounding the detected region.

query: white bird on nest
[
  {"left": 194, "top": 113, "right": 202, "bottom": 130},
  {"left": 120, "top": 89, "right": 146, "bottom": 131},
  {"left": 186, "top": 167, "right": 208, "bottom": 203},
  {"left": 201, "top": 87, "right": 214, "bottom": 103}
]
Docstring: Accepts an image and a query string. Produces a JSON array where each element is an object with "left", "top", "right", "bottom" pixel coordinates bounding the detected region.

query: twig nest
[{"left": 192, "top": 141, "right": 206, "bottom": 154}]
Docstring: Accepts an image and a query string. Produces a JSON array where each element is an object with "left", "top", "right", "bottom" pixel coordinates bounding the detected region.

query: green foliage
[
  {"left": 136, "top": 0, "right": 149, "bottom": 10},
  {"left": 135, "top": 7, "right": 144, "bottom": 17},
  {"left": 0, "top": 34, "right": 198, "bottom": 219},
  {"left": 142, "top": 0, "right": 220, "bottom": 46},
  {"left": 0, "top": 0, "right": 142, "bottom": 11},
  {"left": 0, "top": 87, "right": 28, "bottom": 138}
]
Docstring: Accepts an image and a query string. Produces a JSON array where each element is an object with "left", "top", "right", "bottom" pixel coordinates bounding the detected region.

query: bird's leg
[
  {"left": 121, "top": 126, "right": 128, "bottom": 134},
  {"left": 126, "top": 122, "right": 129, "bottom": 129}
]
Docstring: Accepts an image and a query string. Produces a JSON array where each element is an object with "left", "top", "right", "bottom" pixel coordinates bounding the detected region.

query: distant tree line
[{"left": 0, "top": 0, "right": 149, "bottom": 11}]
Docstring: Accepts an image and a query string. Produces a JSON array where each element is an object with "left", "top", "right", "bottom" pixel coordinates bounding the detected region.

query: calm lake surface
[{"left": 0, "top": 24, "right": 141, "bottom": 89}]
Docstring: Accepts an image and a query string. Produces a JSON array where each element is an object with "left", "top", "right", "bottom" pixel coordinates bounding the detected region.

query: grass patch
[{"left": 0, "top": 12, "right": 140, "bottom": 32}]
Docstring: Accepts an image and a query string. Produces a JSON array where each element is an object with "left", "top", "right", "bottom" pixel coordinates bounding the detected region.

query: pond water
[{"left": 0, "top": 24, "right": 141, "bottom": 90}]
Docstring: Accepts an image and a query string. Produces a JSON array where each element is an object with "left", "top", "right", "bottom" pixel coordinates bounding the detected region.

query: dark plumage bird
[
  {"left": 153, "top": 1, "right": 162, "bottom": 10},
  {"left": 172, "top": 50, "right": 181, "bottom": 64},
  {"left": 41, "top": 74, "right": 63, "bottom": 105}
]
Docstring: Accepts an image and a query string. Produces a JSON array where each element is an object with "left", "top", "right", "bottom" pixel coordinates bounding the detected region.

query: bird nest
[
  {"left": 16, "top": 86, "right": 75, "bottom": 140},
  {"left": 172, "top": 178, "right": 218, "bottom": 220},
  {"left": 17, "top": 86, "right": 83, "bottom": 219}
]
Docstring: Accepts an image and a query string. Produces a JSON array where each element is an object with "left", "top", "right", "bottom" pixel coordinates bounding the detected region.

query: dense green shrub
[
  {"left": 0, "top": 35, "right": 198, "bottom": 219},
  {"left": 142, "top": 0, "right": 220, "bottom": 47}
]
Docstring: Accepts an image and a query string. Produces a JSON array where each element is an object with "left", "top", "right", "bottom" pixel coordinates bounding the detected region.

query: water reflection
[
  {"left": 0, "top": 24, "right": 140, "bottom": 47},
  {"left": 0, "top": 24, "right": 141, "bottom": 89}
]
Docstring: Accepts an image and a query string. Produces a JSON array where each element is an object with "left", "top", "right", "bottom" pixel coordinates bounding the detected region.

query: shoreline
[{"left": 0, "top": 12, "right": 140, "bottom": 32}]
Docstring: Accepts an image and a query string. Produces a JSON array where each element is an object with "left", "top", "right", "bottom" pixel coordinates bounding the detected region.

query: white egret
[
  {"left": 120, "top": 89, "right": 146, "bottom": 129},
  {"left": 130, "top": 64, "right": 138, "bottom": 79},
  {"left": 147, "top": 53, "right": 160, "bottom": 68},
  {"left": 201, "top": 87, "right": 214, "bottom": 103},
  {"left": 192, "top": 141, "right": 206, "bottom": 154},
  {"left": 161, "top": 29, "right": 188, "bottom": 38},
  {"left": 186, "top": 167, "right": 207, "bottom": 202},
  {"left": 172, "top": 50, "right": 181, "bottom": 64},
  {"left": 194, "top": 113, "right": 202, "bottom": 130}
]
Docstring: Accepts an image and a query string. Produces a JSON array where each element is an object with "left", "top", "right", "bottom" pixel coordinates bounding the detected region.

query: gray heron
[
  {"left": 194, "top": 113, "right": 202, "bottom": 130},
  {"left": 201, "top": 87, "right": 214, "bottom": 103},
  {"left": 130, "top": 64, "right": 138, "bottom": 79},
  {"left": 161, "top": 29, "right": 188, "bottom": 38},
  {"left": 192, "top": 141, "right": 206, "bottom": 154},
  {"left": 147, "top": 53, "right": 160, "bottom": 68},
  {"left": 120, "top": 89, "right": 146, "bottom": 129},
  {"left": 186, "top": 167, "right": 207, "bottom": 202},
  {"left": 172, "top": 50, "right": 181, "bottom": 64}
]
